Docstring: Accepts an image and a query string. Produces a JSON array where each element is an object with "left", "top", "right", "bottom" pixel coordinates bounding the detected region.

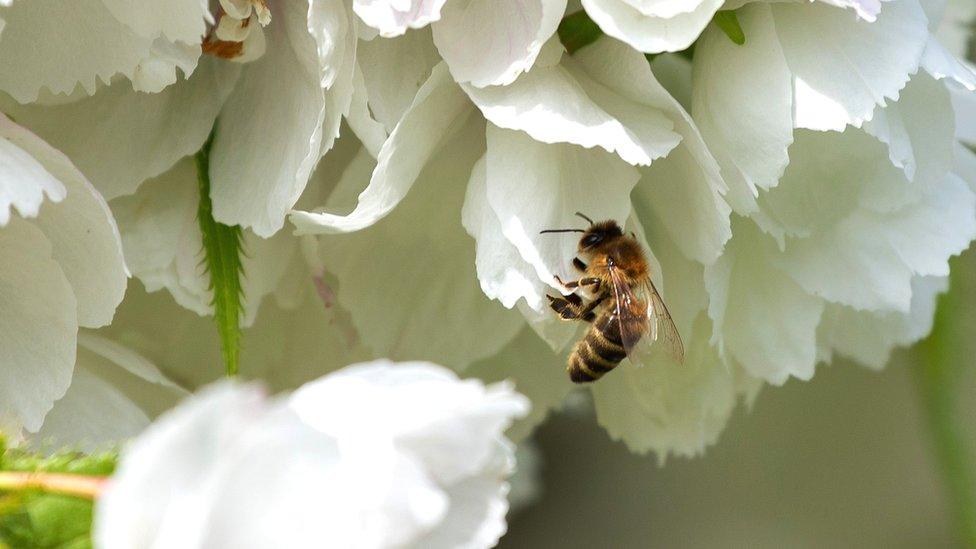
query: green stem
[
  {"left": 0, "top": 472, "right": 105, "bottom": 500},
  {"left": 194, "top": 131, "right": 245, "bottom": 377},
  {"left": 915, "top": 251, "right": 976, "bottom": 546}
]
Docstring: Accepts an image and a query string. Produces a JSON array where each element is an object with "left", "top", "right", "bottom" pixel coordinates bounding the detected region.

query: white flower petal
[
  {"left": 412, "top": 442, "right": 514, "bottom": 549},
  {"left": 462, "top": 54, "right": 681, "bottom": 166},
  {"left": 693, "top": 0, "right": 930, "bottom": 211},
  {"left": 762, "top": 130, "right": 975, "bottom": 313},
  {"left": 461, "top": 155, "right": 545, "bottom": 310},
  {"left": 776, "top": 0, "right": 929, "bottom": 132},
  {"left": 290, "top": 63, "right": 475, "bottom": 234},
  {"left": 775, "top": 172, "right": 976, "bottom": 313},
  {"left": 0, "top": 0, "right": 201, "bottom": 102},
  {"left": 0, "top": 116, "right": 127, "bottom": 328},
  {"left": 581, "top": 0, "right": 722, "bottom": 53},
  {"left": 952, "top": 85, "right": 976, "bottom": 147},
  {"left": 33, "top": 366, "right": 150, "bottom": 451},
  {"left": 816, "top": 0, "right": 884, "bottom": 21},
  {"left": 921, "top": 36, "right": 976, "bottom": 91},
  {"left": 575, "top": 38, "right": 731, "bottom": 264},
  {"left": 131, "top": 39, "right": 201, "bottom": 94},
  {"left": 592, "top": 316, "right": 739, "bottom": 458},
  {"left": 100, "top": 0, "right": 211, "bottom": 44},
  {"left": 484, "top": 125, "right": 640, "bottom": 300},
  {"left": 290, "top": 361, "right": 530, "bottom": 484},
  {"left": 432, "top": 0, "right": 567, "bottom": 87},
  {"left": 353, "top": 0, "right": 449, "bottom": 37},
  {"left": 346, "top": 65, "right": 389, "bottom": 158},
  {"left": 210, "top": 0, "right": 355, "bottom": 237},
  {"left": 691, "top": 4, "right": 793, "bottom": 210},
  {"left": 0, "top": 218, "right": 76, "bottom": 433},
  {"left": 705, "top": 218, "right": 825, "bottom": 384},
  {"left": 357, "top": 27, "right": 441, "bottom": 132},
  {"left": 0, "top": 134, "right": 66, "bottom": 226},
  {"left": 2, "top": 57, "right": 240, "bottom": 200},
  {"left": 111, "top": 159, "right": 211, "bottom": 316},
  {"left": 466, "top": 328, "right": 576, "bottom": 442},
  {"left": 35, "top": 334, "right": 188, "bottom": 451},
  {"left": 94, "top": 383, "right": 270, "bottom": 549},
  {"left": 315, "top": 120, "right": 525, "bottom": 370},
  {"left": 818, "top": 276, "right": 948, "bottom": 369},
  {"left": 865, "top": 71, "right": 954, "bottom": 184}
]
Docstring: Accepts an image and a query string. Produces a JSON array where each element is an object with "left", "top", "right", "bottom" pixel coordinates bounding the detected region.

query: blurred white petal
[{"left": 97, "top": 361, "right": 528, "bottom": 548}]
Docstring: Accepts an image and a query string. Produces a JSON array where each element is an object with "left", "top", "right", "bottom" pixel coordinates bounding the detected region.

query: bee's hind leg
[{"left": 547, "top": 294, "right": 605, "bottom": 322}]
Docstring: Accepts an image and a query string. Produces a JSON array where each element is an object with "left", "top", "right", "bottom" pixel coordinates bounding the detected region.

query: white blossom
[
  {"left": 0, "top": 0, "right": 211, "bottom": 101},
  {"left": 94, "top": 361, "right": 529, "bottom": 549},
  {"left": 0, "top": 114, "right": 127, "bottom": 438},
  {"left": 2, "top": 0, "right": 356, "bottom": 238},
  {"left": 353, "top": 0, "right": 566, "bottom": 87}
]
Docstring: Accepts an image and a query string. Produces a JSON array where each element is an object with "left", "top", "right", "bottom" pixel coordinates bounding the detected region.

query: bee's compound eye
[{"left": 582, "top": 234, "right": 602, "bottom": 247}]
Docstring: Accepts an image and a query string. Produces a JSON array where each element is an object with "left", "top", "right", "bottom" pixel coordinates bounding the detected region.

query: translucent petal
[{"left": 432, "top": 0, "right": 567, "bottom": 87}]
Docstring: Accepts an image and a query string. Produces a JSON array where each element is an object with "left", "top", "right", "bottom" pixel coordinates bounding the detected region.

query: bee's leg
[
  {"left": 548, "top": 293, "right": 605, "bottom": 322},
  {"left": 573, "top": 258, "right": 587, "bottom": 272},
  {"left": 547, "top": 295, "right": 585, "bottom": 321},
  {"left": 554, "top": 276, "right": 601, "bottom": 290}
]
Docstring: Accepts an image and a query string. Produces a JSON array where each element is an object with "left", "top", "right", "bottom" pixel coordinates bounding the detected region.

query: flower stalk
[
  {"left": 0, "top": 472, "right": 106, "bottom": 500},
  {"left": 195, "top": 130, "right": 246, "bottom": 377}
]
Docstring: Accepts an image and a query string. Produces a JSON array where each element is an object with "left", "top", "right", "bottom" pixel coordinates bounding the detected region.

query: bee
[{"left": 541, "top": 213, "right": 684, "bottom": 383}]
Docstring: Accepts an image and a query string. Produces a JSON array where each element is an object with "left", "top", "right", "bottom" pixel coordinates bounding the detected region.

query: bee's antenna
[
  {"left": 574, "top": 212, "right": 594, "bottom": 225},
  {"left": 540, "top": 228, "right": 585, "bottom": 234}
]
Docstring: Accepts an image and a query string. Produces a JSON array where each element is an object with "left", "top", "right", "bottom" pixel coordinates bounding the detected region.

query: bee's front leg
[{"left": 554, "top": 276, "right": 601, "bottom": 290}]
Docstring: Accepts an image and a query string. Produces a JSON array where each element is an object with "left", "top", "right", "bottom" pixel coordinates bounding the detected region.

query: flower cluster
[{"left": 0, "top": 0, "right": 974, "bottom": 534}]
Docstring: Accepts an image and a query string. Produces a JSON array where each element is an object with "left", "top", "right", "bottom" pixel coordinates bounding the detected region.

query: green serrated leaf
[
  {"left": 557, "top": 10, "right": 603, "bottom": 55},
  {"left": 714, "top": 10, "right": 745, "bottom": 45},
  {"left": 194, "top": 130, "right": 246, "bottom": 377}
]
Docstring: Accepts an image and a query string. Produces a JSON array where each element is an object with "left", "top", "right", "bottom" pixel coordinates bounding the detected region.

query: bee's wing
[
  {"left": 608, "top": 266, "right": 685, "bottom": 366},
  {"left": 643, "top": 277, "right": 685, "bottom": 364},
  {"left": 607, "top": 265, "right": 654, "bottom": 366}
]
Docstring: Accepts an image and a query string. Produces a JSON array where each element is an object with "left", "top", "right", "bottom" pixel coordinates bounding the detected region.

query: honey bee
[{"left": 542, "top": 213, "right": 684, "bottom": 383}]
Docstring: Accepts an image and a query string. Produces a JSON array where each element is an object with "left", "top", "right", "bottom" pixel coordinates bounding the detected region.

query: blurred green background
[{"left": 502, "top": 252, "right": 976, "bottom": 548}]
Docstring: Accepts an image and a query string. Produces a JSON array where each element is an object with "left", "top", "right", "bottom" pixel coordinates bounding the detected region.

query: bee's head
[
  {"left": 539, "top": 212, "right": 623, "bottom": 252},
  {"left": 577, "top": 220, "right": 624, "bottom": 251}
]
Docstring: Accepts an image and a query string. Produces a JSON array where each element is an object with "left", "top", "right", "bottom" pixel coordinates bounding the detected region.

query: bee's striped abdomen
[{"left": 567, "top": 311, "right": 628, "bottom": 383}]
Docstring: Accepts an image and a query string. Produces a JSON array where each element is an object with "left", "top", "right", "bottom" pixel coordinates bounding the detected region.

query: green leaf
[
  {"left": 714, "top": 10, "right": 745, "bottom": 45},
  {"left": 557, "top": 10, "right": 603, "bottom": 55},
  {"left": 195, "top": 130, "right": 246, "bottom": 377}
]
